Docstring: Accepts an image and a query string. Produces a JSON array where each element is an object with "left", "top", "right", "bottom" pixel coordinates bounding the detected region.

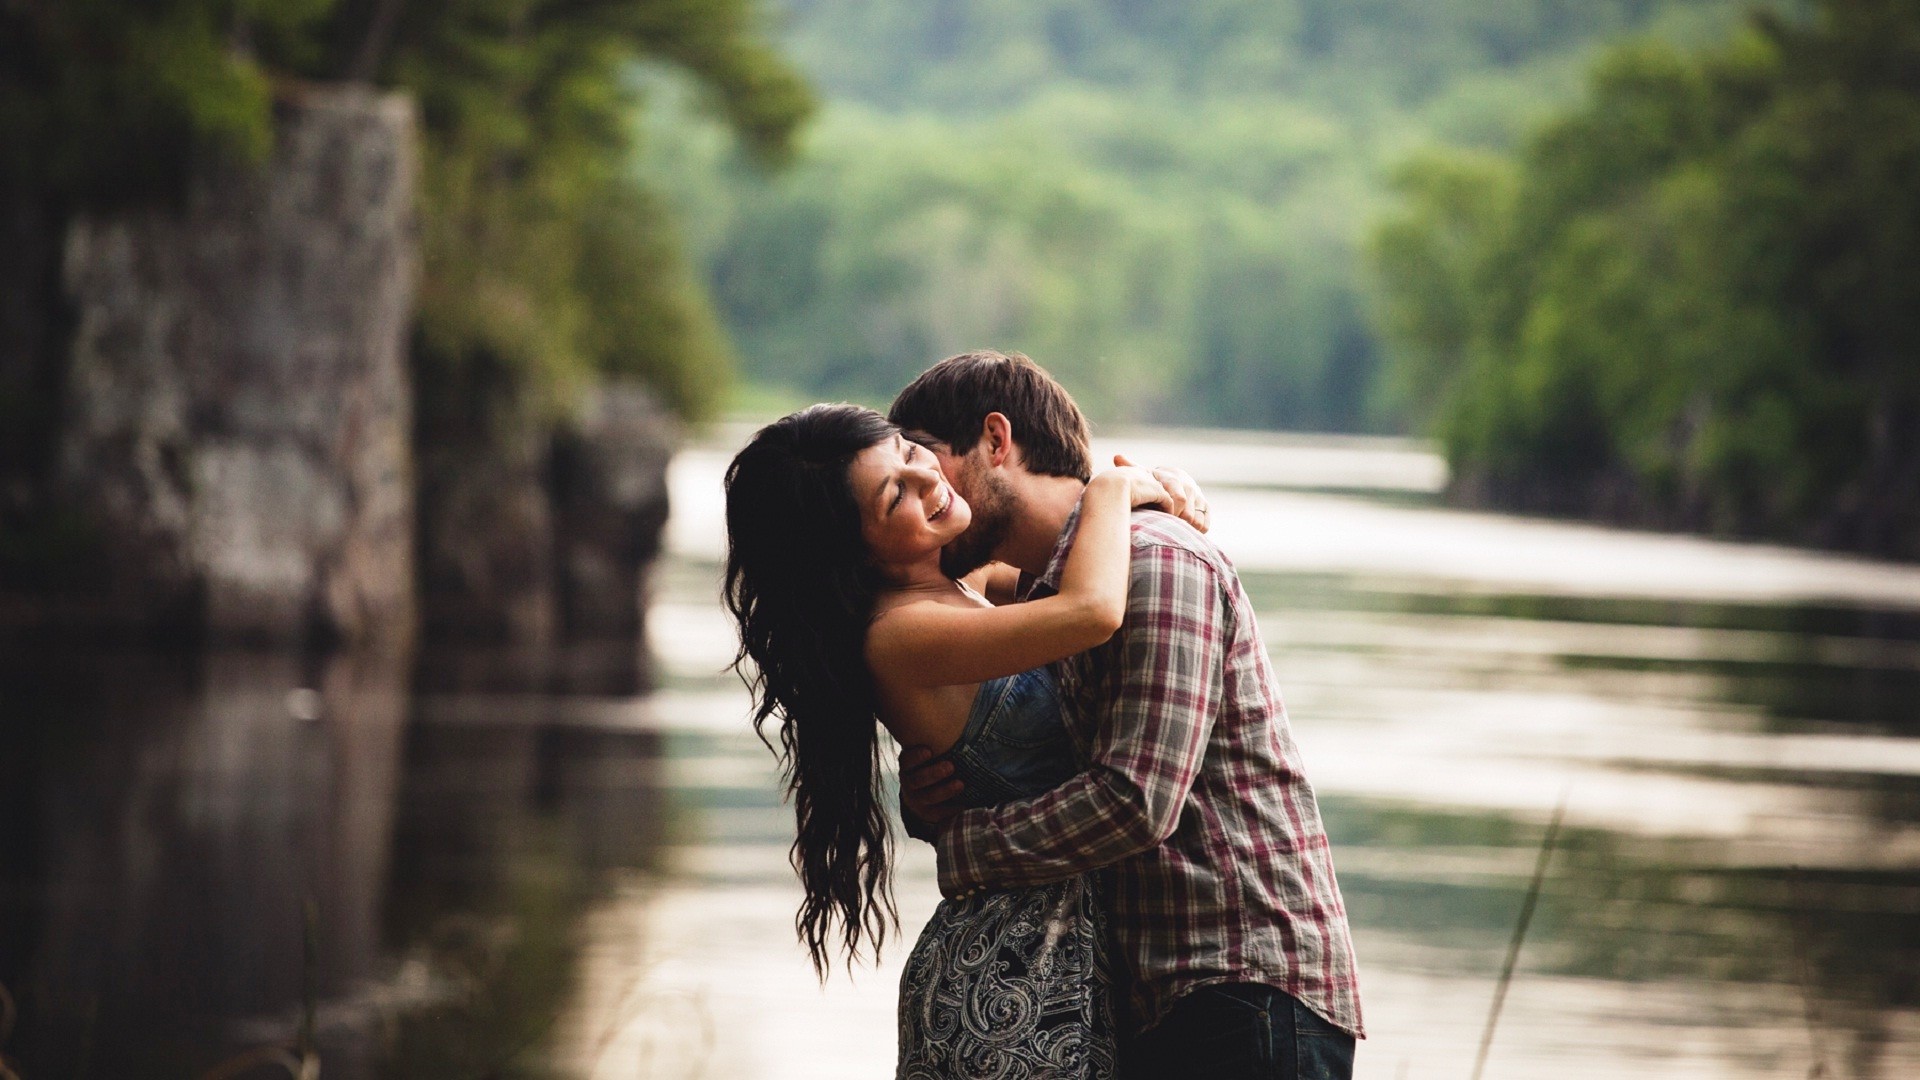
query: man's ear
[{"left": 981, "top": 412, "right": 1016, "bottom": 467}]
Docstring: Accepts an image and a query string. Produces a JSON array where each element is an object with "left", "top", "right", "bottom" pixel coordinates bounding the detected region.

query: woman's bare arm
[
  {"left": 958, "top": 562, "right": 1023, "bottom": 605},
  {"left": 866, "top": 467, "right": 1164, "bottom": 689}
]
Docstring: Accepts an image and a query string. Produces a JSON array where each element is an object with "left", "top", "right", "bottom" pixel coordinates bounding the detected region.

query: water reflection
[
  {"left": 1237, "top": 559, "right": 1920, "bottom": 1079},
  {"left": 0, "top": 648, "right": 672, "bottom": 1079},
  {"left": 374, "top": 699, "right": 668, "bottom": 1079},
  {"left": 1326, "top": 794, "right": 1920, "bottom": 1078},
  {"left": 7, "top": 432, "right": 1920, "bottom": 1078},
  {"left": 0, "top": 647, "right": 407, "bottom": 1078},
  {"left": 633, "top": 437, "right": 1920, "bottom": 1079}
]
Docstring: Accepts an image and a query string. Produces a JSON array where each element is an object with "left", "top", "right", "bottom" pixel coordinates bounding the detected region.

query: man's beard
[{"left": 940, "top": 467, "right": 1015, "bottom": 579}]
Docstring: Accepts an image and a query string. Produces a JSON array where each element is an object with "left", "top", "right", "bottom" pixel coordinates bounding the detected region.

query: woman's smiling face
[{"left": 848, "top": 433, "right": 973, "bottom": 573}]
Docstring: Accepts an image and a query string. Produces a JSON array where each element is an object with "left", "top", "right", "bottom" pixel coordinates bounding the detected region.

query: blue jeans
[{"left": 1123, "top": 983, "right": 1355, "bottom": 1080}]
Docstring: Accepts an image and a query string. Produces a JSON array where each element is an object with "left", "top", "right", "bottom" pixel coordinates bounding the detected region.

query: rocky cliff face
[
  {"left": 20, "top": 82, "right": 676, "bottom": 670},
  {"left": 551, "top": 383, "right": 678, "bottom": 692},
  {"left": 56, "top": 86, "right": 418, "bottom": 645},
  {"left": 414, "top": 377, "right": 678, "bottom": 695}
]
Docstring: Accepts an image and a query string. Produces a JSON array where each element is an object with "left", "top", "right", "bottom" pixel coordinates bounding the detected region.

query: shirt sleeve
[{"left": 934, "top": 538, "right": 1228, "bottom": 895}]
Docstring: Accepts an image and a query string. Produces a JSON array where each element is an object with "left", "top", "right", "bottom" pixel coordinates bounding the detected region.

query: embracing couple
[{"left": 724, "top": 351, "right": 1363, "bottom": 1079}]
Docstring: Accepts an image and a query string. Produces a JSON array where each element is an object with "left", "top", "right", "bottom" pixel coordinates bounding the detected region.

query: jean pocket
[
  {"left": 1290, "top": 999, "right": 1355, "bottom": 1080},
  {"left": 1152, "top": 987, "right": 1273, "bottom": 1075}
]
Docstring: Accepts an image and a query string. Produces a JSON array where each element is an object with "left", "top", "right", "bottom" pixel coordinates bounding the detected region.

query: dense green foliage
[
  {"left": 0, "top": 3, "right": 310, "bottom": 196},
  {"left": 0, "top": 0, "right": 812, "bottom": 417},
  {"left": 1371, "top": 0, "right": 1920, "bottom": 555},
  {"left": 641, "top": 0, "right": 1756, "bottom": 426}
]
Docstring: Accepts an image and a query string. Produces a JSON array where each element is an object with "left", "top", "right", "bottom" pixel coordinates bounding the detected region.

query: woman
[{"left": 723, "top": 403, "right": 1202, "bottom": 1078}]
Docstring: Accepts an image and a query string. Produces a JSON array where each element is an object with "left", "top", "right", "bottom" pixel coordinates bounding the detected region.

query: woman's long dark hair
[{"left": 722, "top": 403, "right": 900, "bottom": 975}]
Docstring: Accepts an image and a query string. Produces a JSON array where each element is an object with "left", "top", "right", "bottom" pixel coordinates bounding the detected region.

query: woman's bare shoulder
[{"left": 867, "top": 586, "right": 985, "bottom": 638}]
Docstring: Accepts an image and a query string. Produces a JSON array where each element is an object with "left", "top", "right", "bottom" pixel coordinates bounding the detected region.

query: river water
[{"left": 3, "top": 426, "right": 1918, "bottom": 1079}]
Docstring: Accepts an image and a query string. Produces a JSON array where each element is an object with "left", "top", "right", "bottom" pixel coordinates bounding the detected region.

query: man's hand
[
  {"left": 1113, "top": 453, "right": 1210, "bottom": 533},
  {"left": 899, "top": 745, "right": 966, "bottom": 832}
]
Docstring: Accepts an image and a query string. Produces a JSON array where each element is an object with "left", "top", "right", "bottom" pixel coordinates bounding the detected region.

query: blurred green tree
[
  {"left": 1369, "top": 0, "right": 1920, "bottom": 556},
  {"left": 0, "top": 0, "right": 812, "bottom": 419},
  {"left": 639, "top": 0, "right": 1761, "bottom": 430},
  {"left": 1, "top": 1, "right": 810, "bottom": 625}
]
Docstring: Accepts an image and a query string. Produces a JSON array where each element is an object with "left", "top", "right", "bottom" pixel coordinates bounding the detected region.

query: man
[{"left": 890, "top": 350, "right": 1363, "bottom": 1079}]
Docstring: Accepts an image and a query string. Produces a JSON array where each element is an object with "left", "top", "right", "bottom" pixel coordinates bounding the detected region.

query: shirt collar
[{"left": 1025, "top": 498, "right": 1085, "bottom": 600}]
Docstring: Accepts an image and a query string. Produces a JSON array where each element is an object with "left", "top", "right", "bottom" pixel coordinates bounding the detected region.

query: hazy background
[
  {"left": 644, "top": 0, "right": 1767, "bottom": 429},
  {"left": 1, "top": 1, "right": 1917, "bottom": 1078},
  {"left": 635, "top": 0, "right": 1918, "bottom": 560}
]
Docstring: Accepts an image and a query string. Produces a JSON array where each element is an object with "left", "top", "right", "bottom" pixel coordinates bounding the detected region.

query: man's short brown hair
[{"left": 888, "top": 350, "right": 1092, "bottom": 481}]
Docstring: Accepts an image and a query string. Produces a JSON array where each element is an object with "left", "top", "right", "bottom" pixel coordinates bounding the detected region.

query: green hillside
[
  {"left": 641, "top": 0, "right": 1764, "bottom": 429},
  {"left": 1370, "top": 0, "right": 1920, "bottom": 557}
]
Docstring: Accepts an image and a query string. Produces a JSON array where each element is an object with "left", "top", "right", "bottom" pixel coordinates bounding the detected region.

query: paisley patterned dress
[{"left": 897, "top": 668, "right": 1116, "bottom": 1079}]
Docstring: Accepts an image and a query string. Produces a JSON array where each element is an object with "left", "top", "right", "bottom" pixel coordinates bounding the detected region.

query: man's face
[{"left": 931, "top": 440, "right": 1015, "bottom": 579}]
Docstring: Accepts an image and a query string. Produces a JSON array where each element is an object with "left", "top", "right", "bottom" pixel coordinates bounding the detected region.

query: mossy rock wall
[{"left": 56, "top": 86, "right": 418, "bottom": 645}]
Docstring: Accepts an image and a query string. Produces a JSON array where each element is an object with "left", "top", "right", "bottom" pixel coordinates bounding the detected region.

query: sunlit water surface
[{"left": 4, "top": 427, "right": 1918, "bottom": 1079}]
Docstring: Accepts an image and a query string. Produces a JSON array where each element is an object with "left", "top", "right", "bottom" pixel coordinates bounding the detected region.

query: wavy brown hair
[
  {"left": 722, "top": 403, "right": 899, "bottom": 975},
  {"left": 889, "top": 349, "right": 1093, "bottom": 480}
]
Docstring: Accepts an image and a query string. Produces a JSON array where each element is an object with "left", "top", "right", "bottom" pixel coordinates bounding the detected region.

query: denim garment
[
  {"left": 899, "top": 666, "right": 1115, "bottom": 1079},
  {"left": 1123, "top": 984, "right": 1355, "bottom": 1080},
  {"left": 943, "top": 667, "right": 1079, "bottom": 809}
]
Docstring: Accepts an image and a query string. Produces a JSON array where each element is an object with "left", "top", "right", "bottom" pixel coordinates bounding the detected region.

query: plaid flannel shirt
[{"left": 934, "top": 507, "right": 1364, "bottom": 1037}]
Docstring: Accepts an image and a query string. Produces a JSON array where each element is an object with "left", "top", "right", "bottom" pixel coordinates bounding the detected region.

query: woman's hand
[
  {"left": 1090, "top": 464, "right": 1174, "bottom": 514},
  {"left": 1112, "top": 454, "right": 1210, "bottom": 532}
]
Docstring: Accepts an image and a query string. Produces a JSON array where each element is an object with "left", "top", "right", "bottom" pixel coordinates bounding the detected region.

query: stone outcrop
[
  {"left": 55, "top": 86, "right": 418, "bottom": 645},
  {"left": 413, "top": 366, "right": 559, "bottom": 651},
  {"left": 21, "top": 81, "right": 674, "bottom": 670},
  {"left": 551, "top": 383, "right": 678, "bottom": 692},
  {"left": 415, "top": 379, "right": 677, "bottom": 695},
  {"left": 0, "top": 189, "right": 70, "bottom": 539}
]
